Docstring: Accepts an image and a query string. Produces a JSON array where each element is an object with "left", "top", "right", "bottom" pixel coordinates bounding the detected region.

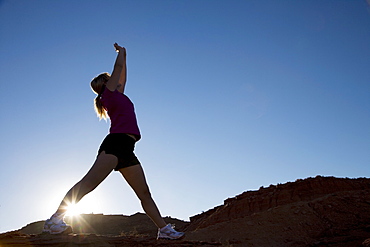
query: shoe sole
[
  {"left": 157, "top": 234, "right": 185, "bottom": 240},
  {"left": 42, "top": 226, "right": 73, "bottom": 235}
]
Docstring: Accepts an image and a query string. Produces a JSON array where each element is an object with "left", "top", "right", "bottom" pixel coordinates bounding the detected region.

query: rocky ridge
[
  {"left": 1, "top": 176, "right": 370, "bottom": 246},
  {"left": 186, "top": 176, "right": 370, "bottom": 246},
  {"left": 188, "top": 176, "right": 370, "bottom": 230}
]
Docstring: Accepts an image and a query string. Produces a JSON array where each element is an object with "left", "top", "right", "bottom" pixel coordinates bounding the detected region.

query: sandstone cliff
[
  {"left": 1, "top": 176, "right": 369, "bottom": 247},
  {"left": 186, "top": 176, "right": 370, "bottom": 246}
]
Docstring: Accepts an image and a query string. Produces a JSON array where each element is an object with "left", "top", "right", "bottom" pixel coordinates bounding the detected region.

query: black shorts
[{"left": 98, "top": 133, "right": 140, "bottom": 171}]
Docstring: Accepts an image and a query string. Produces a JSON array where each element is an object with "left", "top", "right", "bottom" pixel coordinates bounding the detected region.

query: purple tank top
[{"left": 101, "top": 89, "right": 141, "bottom": 140}]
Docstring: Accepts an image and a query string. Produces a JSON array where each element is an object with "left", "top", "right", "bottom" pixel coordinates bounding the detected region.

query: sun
[
  {"left": 65, "top": 203, "right": 82, "bottom": 216},
  {"left": 64, "top": 195, "right": 99, "bottom": 216},
  {"left": 62, "top": 193, "right": 104, "bottom": 217}
]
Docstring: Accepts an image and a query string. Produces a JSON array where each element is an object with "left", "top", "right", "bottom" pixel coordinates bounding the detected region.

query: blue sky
[{"left": 0, "top": 0, "right": 369, "bottom": 233}]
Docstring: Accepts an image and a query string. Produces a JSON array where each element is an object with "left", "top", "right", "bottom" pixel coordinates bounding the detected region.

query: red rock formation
[
  {"left": 188, "top": 176, "right": 370, "bottom": 230},
  {"left": 186, "top": 176, "right": 370, "bottom": 246},
  {"left": 2, "top": 176, "right": 370, "bottom": 246}
]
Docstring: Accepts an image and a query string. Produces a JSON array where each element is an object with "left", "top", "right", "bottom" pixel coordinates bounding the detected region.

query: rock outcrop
[
  {"left": 1, "top": 176, "right": 369, "bottom": 247},
  {"left": 186, "top": 176, "right": 370, "bottom": 246},
  {"left": 188, "top": 176, "right": 370, "bottom": 230}
]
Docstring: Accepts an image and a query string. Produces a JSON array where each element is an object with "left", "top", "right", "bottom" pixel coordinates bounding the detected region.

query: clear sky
[{"left": 0, "top": 0, "right": 369, "bottom": 233}]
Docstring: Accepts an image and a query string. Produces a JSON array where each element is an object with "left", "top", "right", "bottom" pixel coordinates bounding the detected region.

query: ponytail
[
  {"left": 94, "top": 93, "right": 107, "bottom": 120},
  {"left": 91, "top": 73, "right": 110, "bottom": 120}
]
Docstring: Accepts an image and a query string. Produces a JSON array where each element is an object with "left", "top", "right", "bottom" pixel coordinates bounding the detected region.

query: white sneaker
[
  {"left": 157, "top": 224, "right": 185, "bottom": 240},
  {"left": 43, "top": 213, "right": 72, "bottom": 234}
]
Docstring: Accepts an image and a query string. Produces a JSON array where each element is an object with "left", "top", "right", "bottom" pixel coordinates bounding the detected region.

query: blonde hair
[{"left": 90, "top": 72, "right": 110, "bottom": 120}]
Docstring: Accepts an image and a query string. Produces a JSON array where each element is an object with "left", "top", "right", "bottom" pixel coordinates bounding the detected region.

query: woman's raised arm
[{"left": 106, "top": 43, "right": 127, "bottom": 93}]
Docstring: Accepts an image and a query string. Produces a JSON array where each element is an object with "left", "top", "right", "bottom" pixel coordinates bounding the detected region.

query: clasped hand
[{"left": 114, "top": 43, "right": 126, "bottom": 54}]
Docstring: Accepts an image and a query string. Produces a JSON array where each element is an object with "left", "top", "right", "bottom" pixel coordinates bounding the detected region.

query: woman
[{"left": 43, "top": 43, "right": 184, "bottom": 240}]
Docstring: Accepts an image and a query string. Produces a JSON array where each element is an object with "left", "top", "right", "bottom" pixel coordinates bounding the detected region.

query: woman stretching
[{"left": 43, "top": 43, "right": 184, "bottom": 240}]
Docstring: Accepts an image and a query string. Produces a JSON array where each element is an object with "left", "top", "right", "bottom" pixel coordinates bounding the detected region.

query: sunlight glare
[
  {"left": 64, "top": 194, "right": 103, "bottom": 216},
  {"left": 65, "top": 203, "right": 81, "bottom": 216}
]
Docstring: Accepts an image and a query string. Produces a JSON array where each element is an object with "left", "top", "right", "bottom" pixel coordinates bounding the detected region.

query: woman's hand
[{"left": 114, "top": 43, "right": 126, "bottom": 55}]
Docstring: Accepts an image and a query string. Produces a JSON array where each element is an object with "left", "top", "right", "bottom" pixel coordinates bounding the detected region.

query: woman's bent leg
[
  {"left": 119, "top": 165, "right": 167, "bottom": 229},
  {"left": 55, "top": 151, "right": 118, "bottom": 215}
]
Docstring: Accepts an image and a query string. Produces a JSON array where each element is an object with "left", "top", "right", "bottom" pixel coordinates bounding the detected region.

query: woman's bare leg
[
  {"left": 55, "top": 151, "right": 118, "bottom": 215},
  {"left": 119, "top": 164, "right": 167, "bottom": 229}
]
